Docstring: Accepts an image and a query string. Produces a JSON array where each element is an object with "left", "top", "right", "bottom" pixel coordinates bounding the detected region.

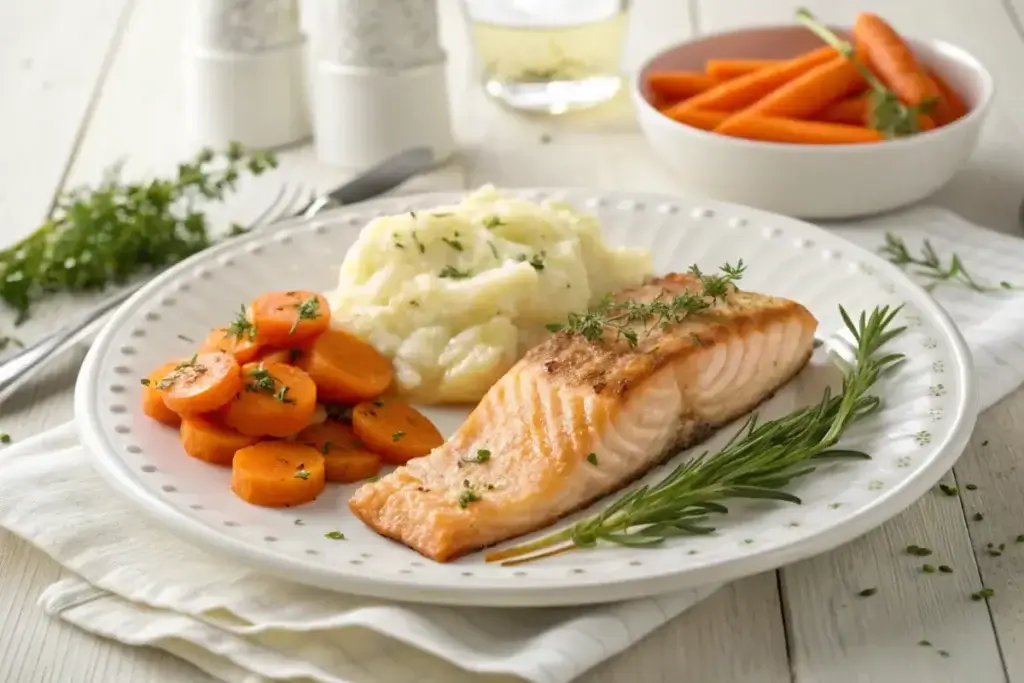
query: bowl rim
[{"left": 631, "top": 23, "right": 996, "bottom": 153}]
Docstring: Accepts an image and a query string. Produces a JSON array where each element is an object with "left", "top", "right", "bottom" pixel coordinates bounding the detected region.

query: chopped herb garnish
[
  {"left": 226, "top": 304, "right": 256, "bottom": 340},
  {"left": 372, "top": 398, "right": 385, "bottom": 407},
  {"left": 140, "top": 378, "right": 151, "bottom": 387},
  {"left": 858, "top": 587, "right": 877, "bottom": 597},
  {"left": 922, "top": 564, "right": 936, "bottom": 573},
  {"left": 458, "top": 488, "right": 481, "bottom": 509},
  {"left": 488, "top": 241, "right": 499, "bottom": 259},
  {"left": 294, "top": 468, "right": 310, "bottom": 480},
  {"left": 366, "top": 474, "right": 380, "bottom": 483},
  {"left": 156, "top": 354, "right": 205, "bottom": 390},
  {"left": 0, "top": 433, "right": 10, "bottom": 444},
  {"left": 1016, "top": 534, "right": 1024, "bottom": 543},
  {"left": 971, "top": 587, "right": 995, "bottom": 601},
  {"left": 529, "top": 253, "right": 545, "bottom": 271},
  {"left": 411, "top": 231, "right": 426, "bottom": 254},
  {"left": 245, "top": 365, "right": 277, "bottom": 394},
  {"left": 431, "top": 212, "right": 452, "bottom": 218},
  {"left": 483, "top": 215, "right": 503, "bottom": 229},
  {"left": 409, "top": 300, "right": 420, "bottom": 307},
  {"left": 691, "top": 334, "right": 704, "bottom": 346},
  {"left": 981, "top": 440, "right": 989, "bottom": 446},
  {"left": 586, "top": 453, "right": 598, "bottom": 466},
  {"left": 938, "top": 483, "right": 958, "bottom": 496},
  {"left": 938, "top": 650, "right": 950, "bottom": 658},
  {"left": 988, "top": 548, "right": 1003, "bottom": 557},
  {"left": 322, "top": 441, "right": 333, "bottom": 455},
  {"left": 919, "top": 640, "right": 932, "bottom": 647},
  {"left": 392, "top": 431, "right": 406, "bottom": 442},
  {"left": 439, "top": 266, "right": 471, "bottom": 279},
  {"left": 289, "top": 296, "right": 321, "bottom": 335},
  {"left": 393, "top": 234, "right": 405, "bottom": 249},
  {"left": 294, "top": 519, "right": 304, "bottom": 526},
  {"left": 325, "top": 531, "right": 346, "bottom": 540},
  {"left": 906, "top": 544, "right": 932, "bottom": 557},
  {"left": 441, "top": 237, "right": 464, "bottom": 252},
  {"left": 409, "top": 211, "right": 417, "bottom": 219},
  {"left": 275, "top": 385, "right": 295, "bottom": 404},
  {"left": 973, "top": 512, "right": 984, "bottom": 522},
  {"left": 939, "top": 565, "right": 953, "bottom": 573},
  {"left": 476, "top": 449, "right": 491, "bottom": 462}
]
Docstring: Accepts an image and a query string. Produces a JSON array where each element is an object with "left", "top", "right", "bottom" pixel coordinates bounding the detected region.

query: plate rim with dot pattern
[{"left": 73, "top": 188, "right": 978, "bottom": 607}]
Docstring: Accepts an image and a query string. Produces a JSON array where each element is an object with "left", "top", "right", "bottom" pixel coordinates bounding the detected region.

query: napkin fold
[{"left": 2, "top": 205, "right": 1024, "bottom": 683}]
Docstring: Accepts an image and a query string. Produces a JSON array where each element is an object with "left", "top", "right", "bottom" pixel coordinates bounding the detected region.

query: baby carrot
[
  {"left": 704, "top": 59, "right": 780, "bottom": 80},
  {"left": 715, "top": 116, "right": 885, "bottom": 144},
  {"left": 817, "top": 96, "right": 869, "bottom": 124},
  {"left": 222, "top": 362, "right": 318, "bottom": 437},
  {"left": 661, "top": 108, "right": 731, "bottom": 131},
  {"left": 249, "top": 290, "right": 331, "bottom": 347},
  {"left": 646, "top": 71, "right": 717, "bottom": 101},
  {"left": 156, "top": 352, "right": 242, "bottom": 417},
  {"left": 231, "top": 441, "right": 326, "bottom": 507},
  {"left": 351, "top": 399, "right": 444, "bottom": 465},
  {"left": 665, "top": 46, "right": 836, "bottom": 114},
  {"left": 925, "top": 67, "right": 968, "bottom": 125},
  {"left": 853, "top": 13, "right": 939, "bottom": 107},
  {"left": 296, "top": 328, "right": 393, "bottom": 403},
  {"left": 179, "top": 416, "right": 258, "bottom": 467},
  {"left": 730, "top": 54, "right": 866, "bottom": 120},
  {"left": 140, "top": 361, "right": 184, "bottom": 427},
  {"left": 296, "top": 420, "right": 382, "bottom": 483}
]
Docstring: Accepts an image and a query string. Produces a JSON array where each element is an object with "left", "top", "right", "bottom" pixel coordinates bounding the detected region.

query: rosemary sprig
[
  {"left": 879, "top": 233, "right": 1015, "bottom": 293},
  {"left": 796, "top": 9, "right": 935, "bottom": 138},
  {"left": 546, "top": 262, "right": 746, "bottom": 347},
  {"left": 485, "top": 304, "right": 907, "bottom": 565}
]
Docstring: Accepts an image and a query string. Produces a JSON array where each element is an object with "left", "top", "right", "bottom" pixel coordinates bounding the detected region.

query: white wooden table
[{"left": 3, "top": 1, "right": 1024, "bottom": 681}]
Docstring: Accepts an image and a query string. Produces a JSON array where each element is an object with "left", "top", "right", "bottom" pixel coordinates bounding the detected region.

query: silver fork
[{"left": 0, "top": 184, "right": 314, "bottom": 404}]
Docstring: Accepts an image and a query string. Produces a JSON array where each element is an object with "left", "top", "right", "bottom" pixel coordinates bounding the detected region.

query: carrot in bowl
[
  {"left": 715, "top": 116, "right": 885, "bottom": 144},
  {"left": 155, "top": 352, "right": 242, "bottom": 417},
  {"left": 179, "top": 415, "right": 259, "bottom": 467},
  {"left": 732, "top": 53, "right": 866, "bottom": 120},
  {"left": 249, "top": 290, "right": 331, "bottom": 347},
  {"left": 853, "top": 13, "right": 939, "bottom": 108},
  {"left": 664, "top": 45, "right": 836, "bottom": 115},
  {"left": 296, "top": 328, "right": 393, "bottom": 403},
  {"left": 222, "top": 362, "right": 318, "bottom": 437},
  {"left": 646, "top": 71, "right": 717, "bottom": 101},
  {"left": 141, "top": 361, "right": 185, "bottom": 427},
  {"left": 704, "top": 58, "right": 780, "bottom": 80},
  {"left": 817, "top": 96, "right": 936, "bottom": 131},
  {"left": 661, "top": 108, "right": 730, "bottom": 131},
  {"left": 296, "top": 420, "right": 382, "bottom": 483},
  {"left": 925, "top": 67, "right": 968, "bottom": 125},
  {"left": 351, "top": 399, "right": 444, "bottom": 465},
  {"left": 231, "top": 441, "right": 326, "bottom": 507}
]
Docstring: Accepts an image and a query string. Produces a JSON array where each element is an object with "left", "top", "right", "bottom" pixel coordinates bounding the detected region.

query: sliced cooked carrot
[
  {"left": 255, "top": 346, "right": 306, "bottom": 366},
  {"left": 296, "top": 420, "right": 382, "bottom": 483},
  {"left": 156, "top": 352, "right": 242, "bottom": 417},
  {"left": 646, "top": 71, "right": 717, "bottom": 101},
  {"left": 926, "top": 67, "right": 968, "bottom": 125},
  {"left": 141, "top": 361, "right": 183, "bottom": 427},
  {"left": 665, "top": 46, "right": 836, "bottom": 115},
  {"left": 249, "top": 290, "right": 330, "bottom": 347},
  {"left": 179, "top": 416, "right": 259, "bottom": 467},
  {"left": 231, "top": 441, "right": 325, "bottom": 507},
  {"left": 200, "top": 324, "right": 261, "bottom": 365},
  {"left": 705, "top": 58, "right": 780, "bottom": 80},
  {"left": 853, "top": 13, "right": 939, "bottom": 108},
  {"left": 351, "top": 399, "right": 444, "bottom": 465},
  {"left": 222, "top": 362, "right": 318, "bottom": 437},
  {"left": 729, "top": 54, "right": 866, "bottom": 120},
  {"left": 714, "top": 116, "right": 884, "bottom": 144},
  {"left": 296, "top": 328, "right": 393, "bottom": 403},
  {"left": 661, "top": 108, "right": 730, "bottom": 131}
]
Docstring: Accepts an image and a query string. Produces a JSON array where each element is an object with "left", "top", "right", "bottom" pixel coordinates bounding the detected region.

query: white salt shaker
[
  {"left": 183, "top": 0, "right": 312, "bottom": 150},
  {"left": 305, "top": 0, "right": 455, "bottom": 169}
]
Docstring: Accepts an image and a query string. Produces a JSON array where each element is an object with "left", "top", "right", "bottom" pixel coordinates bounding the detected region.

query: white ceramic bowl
[{"left": 632, "top": 26, "right": 994, "bottom": 220}]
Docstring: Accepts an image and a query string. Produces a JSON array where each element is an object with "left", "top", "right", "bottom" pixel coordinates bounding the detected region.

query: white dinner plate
[{"left": 75, "top": 189, "right": 978, "bottom": 607}]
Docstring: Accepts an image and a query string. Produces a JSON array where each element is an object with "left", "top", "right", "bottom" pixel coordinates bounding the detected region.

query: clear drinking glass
[{"left": 461, "top": 0, "right": 630, "bottom": 115}]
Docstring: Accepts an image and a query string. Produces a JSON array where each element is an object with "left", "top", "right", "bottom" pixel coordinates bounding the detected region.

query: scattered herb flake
[
  {"left": 0, "top": 433, "right": 10, "bottom": 444},
  {"left": 392, "top": 431, "right": 406, "bottom": 442},
  {"left": 140, "top": 378, "right": 151, "bottom": 387},
  {"left": 1016, "top": 534, "right": 1024, "bottom": 544},
  {"left": 906, "top": 545, "right": 933, "bottom": 557},
  {"left": 439, "top": 266, "right": 471, "bottom": 279},
  {"left": 458, "top": 488, "right": 481, "bottom": 509},
  {"left": 981, "top": 440, "right": 989, "bottom": 446},
  {"left": 275, "top": 385, "right": 295, "bottom": 404},
  {"left": 324, "top": 531, "right": 346, "bottom": 540},
  {"left": 289, "top": 296, "right": 321, "bottom": 335},
  {"left": 919, "top": 640, "right": 932, "bottom": 647},
  {"left": 476, "top": 449, "right": 491, "bottom": 463},
  {"left": 366, "top": 474, "right": 380, "bottom": 483},
  {"left": 411, "top": 231, "right": 426, "bottom": 254},
  {"left": 294, "top": 469, "right": 310, "bottom": 480},
  {"left": 938, "top": 650, "right": 950, "bottom": 658},
  {"left": 973, "top": 512, "right": 984, "bottom": 522},
  {"left": 488, "top": 241, "right": 499, "bottom": 259},
  {"left": 586, "top": 453, "right": 599, "bottom": 466},
  {"left": 939, "top": 565, "right": 953, "bottom": 573},
  {"left": 294, "top": 519, "right": 304, "bottom": 526},
  {"left": 441, "top": 237, "right": 464, "bottom": 252},
  {"left": 965, "top": 483, "right": 977, "bottom": 491},
  {"left": 938, "top": 483, "right": 958, "bottom": 496},
  {"left": 226, "top": 304, "right": 256, "bottom": 341},
  {"left": 483, "top": 216, "right": 503, "bottom": 229},
  {"left": 922, "top": 564, "right": 936, "bottom": 573},
  {"left": 857, "top": 587, "right": 878, "bottom": 597},
  {"left": 971, "top": 587, "right": 995, "bottom": 601}
]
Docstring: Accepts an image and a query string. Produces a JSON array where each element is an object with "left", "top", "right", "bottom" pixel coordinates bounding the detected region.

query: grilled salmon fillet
[{"left": 348, "top": 273, "right": 818, "bottom": 562}]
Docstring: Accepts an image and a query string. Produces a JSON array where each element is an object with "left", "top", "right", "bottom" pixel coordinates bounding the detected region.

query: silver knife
[{"left": 0, "top": 146, "right": 439, "bottom": 403}]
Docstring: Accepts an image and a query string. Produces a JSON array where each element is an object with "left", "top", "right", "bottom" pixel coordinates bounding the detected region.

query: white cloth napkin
[{"left": 1, "top": 205, "right": 1023, "bottom": 683}]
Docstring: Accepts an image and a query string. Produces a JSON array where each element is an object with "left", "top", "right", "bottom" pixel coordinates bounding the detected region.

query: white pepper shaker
[
  {"left": 183, "top": 0, "right": 312, "bottom": 150},
  {"left": 306, "top": 0, "right": 455, "bottom": 169}
]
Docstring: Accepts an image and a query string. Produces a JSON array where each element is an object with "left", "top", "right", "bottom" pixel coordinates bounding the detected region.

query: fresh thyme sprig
[
  {"left": 879, "top": 233, "right": 1016, "bottom": 293},
  {"left": 546, "top": 262, "right": 746, "bottom": 347},
  {"left": 796, "top": 9, "right": 935, "bottom": 138},
  {"left": 485, "top": 304, "right": 907, "bottom": 565},
  {"left": 0, "top": 143, "right": 277, "bottom": 322}
]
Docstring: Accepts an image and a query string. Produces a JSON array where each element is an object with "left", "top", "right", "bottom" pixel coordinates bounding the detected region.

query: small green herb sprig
[
  {"left": 486, "top": 304, "right": 906, "bottom": 565},
  {"left": 879, "top": 233, "right": 1016, "bottom": 293},
  {"left": 546, "top": 262, "right": 745, "bottom": 347},
  {"left": 796, "top": 8, "right": 935, "bottom": 138},
  {"left": 0, "top": 143, "right": 277, "bottom": 322}
]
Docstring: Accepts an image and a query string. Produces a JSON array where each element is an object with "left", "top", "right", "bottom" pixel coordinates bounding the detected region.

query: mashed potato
[{"left": 326, "top": 186, "right": 653, "bottom": 403}]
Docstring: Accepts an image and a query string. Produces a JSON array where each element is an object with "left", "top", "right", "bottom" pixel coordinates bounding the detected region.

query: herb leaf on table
[
  {"left": 0, "top": 142, "right": 277, "bottom": 322},
  {"left": 879, "top": 233, "right": 1017, "bottom": 293}
]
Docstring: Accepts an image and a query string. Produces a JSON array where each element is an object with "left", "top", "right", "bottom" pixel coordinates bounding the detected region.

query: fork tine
[
  {"left": 272, "top": 184, "right": 311, "bottom": 223},
  {"left": 246, "top": 183, "right": 290, "bottom": 230}
]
